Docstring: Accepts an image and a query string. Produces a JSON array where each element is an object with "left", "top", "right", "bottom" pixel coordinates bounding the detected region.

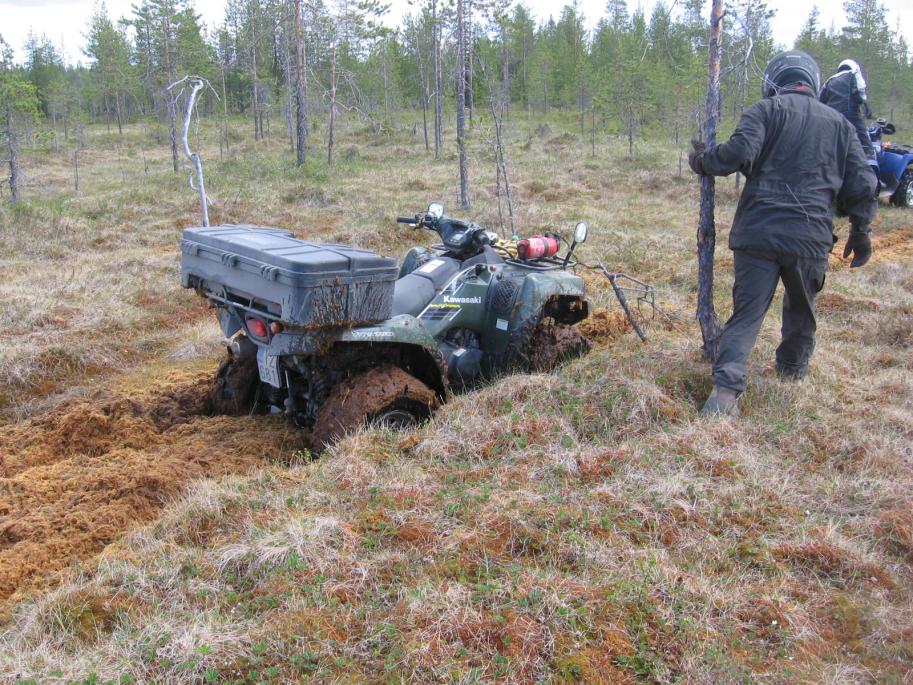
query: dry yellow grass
[{"left": 0, "top": 112, "right": 912, "bottom": 683}]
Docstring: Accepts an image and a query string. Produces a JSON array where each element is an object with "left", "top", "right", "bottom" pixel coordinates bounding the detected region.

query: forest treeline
[{"left": 1, "top": 0, "right": 912, "bottom": 202}]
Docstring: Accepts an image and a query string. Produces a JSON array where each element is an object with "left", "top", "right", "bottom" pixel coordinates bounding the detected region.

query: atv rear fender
[{"left": 229, "top": 313, "right": 449, "bottom": 401}]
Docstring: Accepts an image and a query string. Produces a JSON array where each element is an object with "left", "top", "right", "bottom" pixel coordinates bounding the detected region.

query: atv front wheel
[
  {"left": 891, "top": 167, "right": 913, "bottom": 208},
  {"left": 526, "top": 318, "right": 591, "bottom": 372},
  {"left": 209, "top": 353, "right": 260, "bottom": 415},
  {"left": 312, "top": 364, "right": 438, "bottom": 449}
]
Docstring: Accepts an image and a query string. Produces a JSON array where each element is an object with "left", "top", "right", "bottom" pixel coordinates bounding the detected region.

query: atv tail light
[
  {"left": 246, "top": 317, "right": 269, "bottom": 338},
  {"left": 270, "top": 321, "right": 284, "bottom": 334}
]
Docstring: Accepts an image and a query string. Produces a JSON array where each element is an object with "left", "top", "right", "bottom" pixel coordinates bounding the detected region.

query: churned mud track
[
  {"left": 871, "top": 225, "right": 913, "bottom": 263},
  {"left": 0, "top": 364, "right": 307, "bottom": 606}
]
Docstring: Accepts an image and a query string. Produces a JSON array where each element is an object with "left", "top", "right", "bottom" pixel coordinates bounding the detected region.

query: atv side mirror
[
  {"left": 883, "top": 123, "right": 896, "bottom": 135},
  {"left": 562, "top": 221, "right": 589, "bottom": 269},
  {"left": 574, "top": 221, "right": 589, "bottom": 244},
  {"left": 426, "top": 202, "right": 444, "bottom": 220}
]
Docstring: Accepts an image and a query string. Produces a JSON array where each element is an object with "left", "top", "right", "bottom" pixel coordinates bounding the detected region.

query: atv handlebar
[{"left": 396, "top": 216, "right": 416, "bottom": 224}]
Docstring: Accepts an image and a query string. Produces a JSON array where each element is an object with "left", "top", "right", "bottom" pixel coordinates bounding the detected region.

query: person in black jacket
[
  {"left": 689, "top": 50, "right": 877, "bottom": 417},
  {"left": 820, "top": 59, "right": 875, "bottom": 158}
]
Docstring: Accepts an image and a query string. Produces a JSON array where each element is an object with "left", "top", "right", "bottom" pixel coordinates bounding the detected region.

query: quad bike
[
  {"left": 180, "top": 203, "right": 592, "bottom": 448},
  {"left": 868, "top": 118, "right": 913, "bottom": 208}
]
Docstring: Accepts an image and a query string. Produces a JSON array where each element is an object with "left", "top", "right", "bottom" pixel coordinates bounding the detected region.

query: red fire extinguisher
[{"left": 517, "top": 233, "right": 560, "bottom": 260}]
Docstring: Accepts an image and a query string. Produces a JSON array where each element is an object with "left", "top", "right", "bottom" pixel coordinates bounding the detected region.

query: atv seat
[
  {"left": 392, "top": 256, "right": 461, "bottom": 317},
  {"left": 462, "top": 245, "right": 506, "bottom": 268}
]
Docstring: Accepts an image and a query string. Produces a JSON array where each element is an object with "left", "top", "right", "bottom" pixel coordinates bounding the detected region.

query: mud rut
[{"left": 0, "top": 365, "right": 308, "bottom": 608}]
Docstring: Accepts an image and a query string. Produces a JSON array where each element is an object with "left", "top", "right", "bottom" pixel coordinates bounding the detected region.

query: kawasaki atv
[
  {"left": 868, "top": 118, "right": 913, "bottom": 208},
  {"left": 180, "top": 203, "right": 591, "bottom": 447}
]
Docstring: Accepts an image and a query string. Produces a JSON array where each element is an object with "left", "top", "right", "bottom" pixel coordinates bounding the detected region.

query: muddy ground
[
  {"left": 0, "top": 363, "right": 308, "bottom": 610},
  {"left": 0, "top": 310, "right": 617, "bottom": 612}
]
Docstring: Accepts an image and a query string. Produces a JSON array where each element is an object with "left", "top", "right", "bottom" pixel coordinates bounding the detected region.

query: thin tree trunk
[
  {"left": 501, "top": 37, "right": 509, "bottom": 119},
  {"left": 251, "top": 3, "right": 260, "bottom": 142},
  {"left": 421, "top": 94, "right": 429, "bottom": 151},
  {"left": 163, "top": 14, "right": 179, "bottom": 173},
  {"left": 220, "top": 57, "right": 230, "bottom": 158},
  {"left": 73, "top": 141, "right": 80, "bottom": 193},
  {"left": 697, "top": 0, "right": 725, "bottom": 360},
  {"left": 51, "top": 104, "right": 59, "bottom": 153},
  {"left": 431, "top": 0, "right": 442, "bottom": 160},
  {"left": 7, "top": 112, "right": 21, "bottom": 202},
  {"left": 115, "top": 91, "right": 123, "bottom": 135},
  {"left": 489, "top": 92, "right": 514, "bottom": 236},
  {"left": 465, "top": 0, "right": 473, "bottom": 125},
  {"left": 382, "top": 37, "right": 390, "bottom": 126},
  {"left": 591, "top": 107, "right": 596, "bottom": 157},
  {"left": 328, "top": 43, "right": 337, "bottom": 164},
  {"left": 294, "top": 0, "right": 308, "bottom": 166},
  {"left": 456, "top": 0, "right": 470, "bottom": 208},
  {"left": 413, "top": 21, "right": 430, "bottom": 152},
  {"left": 282, "top": 19, "right": 294, "bottom": 150}
]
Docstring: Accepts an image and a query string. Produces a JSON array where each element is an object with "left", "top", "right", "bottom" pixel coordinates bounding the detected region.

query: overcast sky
[{"left": 3, "top": 0, "right": 913, "bottom": 65}]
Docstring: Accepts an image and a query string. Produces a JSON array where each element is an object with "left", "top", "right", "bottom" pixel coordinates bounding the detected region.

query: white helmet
[
  {"left": 838, "top": 59, "right": 860, "bottom": 74},
  {"left": 836, "top": 59, "right": 867, "bottom": 91}
]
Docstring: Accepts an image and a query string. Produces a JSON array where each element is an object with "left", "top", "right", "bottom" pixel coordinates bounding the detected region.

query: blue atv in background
[{"left": 868, "top": 119, "right": 913, "bottom": 208}]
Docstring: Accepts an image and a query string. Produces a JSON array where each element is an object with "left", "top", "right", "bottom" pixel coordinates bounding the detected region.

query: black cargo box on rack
[{"left": 180, "top": 224, "right": 398, "bottom": 327}]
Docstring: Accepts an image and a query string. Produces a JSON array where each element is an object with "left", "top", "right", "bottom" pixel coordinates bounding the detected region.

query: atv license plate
[{"left": 256, "top": 347, "right": 282, "bottom": 388}]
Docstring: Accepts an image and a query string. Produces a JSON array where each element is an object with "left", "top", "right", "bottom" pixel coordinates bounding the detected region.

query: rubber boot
[
  {"left": 701, "top": 385, "right": 741, "bottom": 417},
  {"left": 776, "top": 364, "right": 808, "bottom": 382}
]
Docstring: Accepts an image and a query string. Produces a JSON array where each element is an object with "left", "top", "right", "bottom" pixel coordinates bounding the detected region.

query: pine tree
[
  {"left": 1, "top": 36, "right": 40, "bottom": 203},
  {"left": 841, "top": 0, "right": 892, "bottom": 102},
  {"left": 131, "top": 0, "right": 209, "bottom": 170},
  {"left": 84, "top": 7, "right": 133, "bottom": 134}
]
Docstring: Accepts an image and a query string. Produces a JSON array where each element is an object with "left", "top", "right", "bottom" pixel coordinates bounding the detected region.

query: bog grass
[{"left": 0, "top": 110, "right": 912, "bottom": 683}]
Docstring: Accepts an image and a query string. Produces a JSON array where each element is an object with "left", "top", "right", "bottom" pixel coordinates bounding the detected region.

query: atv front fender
[{"left": 511, "top": 271, "right": 588, "bottom": 326}]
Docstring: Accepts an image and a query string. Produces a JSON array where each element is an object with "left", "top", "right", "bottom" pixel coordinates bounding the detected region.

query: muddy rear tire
[
  {"left": 526, "top": 318, "right": 591, "bottom": 372},
  {"left": 312, "top": 364, "right": 438, "bottom": 449},
  {"left": 209, "top": 353, "right": 260, "bottom": 416},
  {"left": 891, "top": 167, "right": 913, "bottom": 208}
]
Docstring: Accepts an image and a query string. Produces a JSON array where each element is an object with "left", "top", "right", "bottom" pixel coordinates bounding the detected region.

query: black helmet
[{"left": 761, "top": 50, "right": 820, "bottom": 98}]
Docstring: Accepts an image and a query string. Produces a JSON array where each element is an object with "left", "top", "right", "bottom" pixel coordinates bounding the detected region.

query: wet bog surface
[{"left": 0, "top": 364, "right": 307, "bottom": 606}]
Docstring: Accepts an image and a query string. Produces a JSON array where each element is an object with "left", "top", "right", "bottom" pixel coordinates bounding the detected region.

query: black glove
[
  {"left": 688, "top": 139, "right": 707, "bottom": 176},
  {"left": 843, "top": 226, "right": 872, "bottom": 268}
]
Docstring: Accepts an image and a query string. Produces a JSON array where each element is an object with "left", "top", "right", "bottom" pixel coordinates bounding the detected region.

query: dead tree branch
[{"left": 168, "top": 75, "right": 219, "bottom": 227}]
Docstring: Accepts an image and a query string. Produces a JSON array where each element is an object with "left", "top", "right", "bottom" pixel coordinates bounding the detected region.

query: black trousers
[
  {"left": 846, "top": 111, "right": 875, "bottom": 159},
  {"left": 714, "top": 249, "right": 828, "bottom": 393}
]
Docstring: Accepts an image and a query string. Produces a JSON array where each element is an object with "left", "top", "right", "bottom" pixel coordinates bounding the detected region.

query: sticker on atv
[
  {"left": 257, "top": 346, "right": 282, "bottom": 388},
  {"left": 417, "top": 259, "right": 445, "bottom": 274},
  {"left": 348, "top": 328, "right": 395, "bottom": 339},
  {"left": 420, "top": 304, "right": 461, "bottom": 321}
]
